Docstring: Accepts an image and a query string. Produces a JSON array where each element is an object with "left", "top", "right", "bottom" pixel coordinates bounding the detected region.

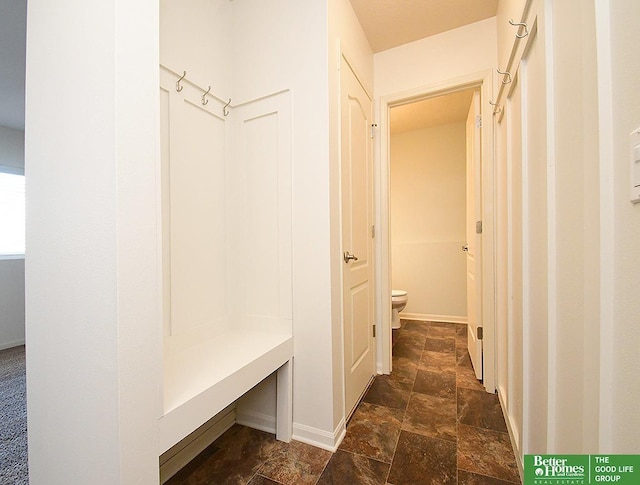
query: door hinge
[
  {"left": 477, "top": 327, "right": 483, "bottom": 340},
  {"left": 476, "top": 220, "right": 483, "bottom": 234},
  {"left": 371, "top": 224, "right": 375, "bottom": 238},
  {"left": 475, "top": 115, "right": 482, "bottom": 128},
  {"left": 373, "top": 324, "right": 376, "bottom": 338},
  {"left": 370, "top": 123, "right": 378, "bottom": 139}
]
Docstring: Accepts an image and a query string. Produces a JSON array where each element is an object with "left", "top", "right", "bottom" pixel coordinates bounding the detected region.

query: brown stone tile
[
  {"left": 387, "top": 431, "right": 457, "bottom": 485},
  {"left": 167, "top": 425, "right": 284, "bottom": 485},
  {"left": 363, "top": 375, "right": 412, "bottom": 410},
  {"left": 164, "top": 444, "right": 221, "bottom": 485},
  {"left": 258, "top": 440, "right": 331, "bottom": 485},
  {"left": 428, "top": 323, "right": 456, "bottom": 339},
  {"left": 424, "top": 337, "right": 455, "bottom": 354},
  {"left": 339, "top": 402, "right": 404, "bottom": 463},
  {"left": 247, "top": 476, "right": 283, "bottom": 485},
  {"left": 457, "top": 364, "right": 485, "bottom": 391},
  {"left": 419, "top": 350, "right": 456, "bottom": 374},
  {"left": 456, "top": 323, "right": 468, "bottom": 337},
  {"left": 390, "top": 355, "right": 418, "bottom": 387},
  {"left": 413, "top": 369, "right": 456, "bottom": 399},
  {"left": 400, "top": 320, "right": 431, "bottom": 337},
  {"left": 393, "top": 335, "right": 426, "bottom": 360},
  {"left": 457, "top": 388, "right": 508, "bottom": 433},
  {"left": 457, "top": 347, "right": 473, "bottom": 367},
  {"left": 402, "top": 392, "right": 457, "bottom": 442},
  {"left": 458, "top": 424, "right": 520, "bottom": 484},
  {"left": 458, "top": 469, "right": 520, "bottom": 484},
  {"left": 456, "top": 328, "right": 469, "bottom": 347},
  {"left": 316, "top": 450, "right": 389, "bottom": 485}
]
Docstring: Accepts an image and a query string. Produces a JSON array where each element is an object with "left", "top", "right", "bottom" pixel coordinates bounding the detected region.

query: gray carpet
[{"left": 0, "top": 345, "right": 28, "bottom": 484}]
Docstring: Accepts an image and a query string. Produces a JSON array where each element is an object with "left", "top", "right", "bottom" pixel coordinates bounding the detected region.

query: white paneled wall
[{"left": 158, "top": 64, "right": 293, "bottom": 453}]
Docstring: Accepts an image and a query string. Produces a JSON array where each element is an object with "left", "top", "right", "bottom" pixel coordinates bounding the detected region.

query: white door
[
  {"left": 466, "top": 90, "right": 483, "bottom": 380},
  {"left": 341, "top": 57, "right": 375, "bottom": 419}
]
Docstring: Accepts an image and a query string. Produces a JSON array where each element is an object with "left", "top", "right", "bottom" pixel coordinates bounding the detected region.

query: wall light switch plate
[{"left": 631, "top": 128, "right": 640, "bottom": 204}]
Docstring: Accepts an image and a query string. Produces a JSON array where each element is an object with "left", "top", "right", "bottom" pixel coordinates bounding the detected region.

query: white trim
[
  {"left": 0, "top": 339, "right": 25, "bottom": 351},
  {"left": 0, "top": 254, "right": 25, "bottom": 260},
  {"left": 377, "top": 70, "right": 496, "bottom": 391},
  {"left": 399, "top": 313, "right": 467, "bottom": 325},
  {"left": 543, "top": 0, "right": 558, "bottom": 453},
  {"left": 498, "top": 390, "right": 524, "bottom": 482},
  {"left": 159, "top": 405, "right": 236, "bottom": 484},
  {"left": 292, "top": 419, "right": 346, "bottom": 452},
  {"left": 594, "top": 0, "right": 614, "bottom": 453},
  {"left": 235, "top": 409, "right": 276, "bottom": 434}
]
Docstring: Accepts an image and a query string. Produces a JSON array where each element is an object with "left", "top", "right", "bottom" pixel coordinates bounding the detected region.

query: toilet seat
[{"left": 392, "top": 290, "right": 407, "bottom": 298}]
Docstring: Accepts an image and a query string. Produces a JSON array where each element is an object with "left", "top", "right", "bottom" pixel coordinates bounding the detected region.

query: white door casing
[
  {"left": 341, "top": 56, "right": 376, "bottom": 419},
  {"left": 466, "top": 89, "right": 483, "bottom": 380}
]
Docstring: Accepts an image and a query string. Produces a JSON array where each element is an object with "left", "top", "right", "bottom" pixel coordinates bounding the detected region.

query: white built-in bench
[{"left": 158, "top": 329, "right": 293, "bottom": 454}]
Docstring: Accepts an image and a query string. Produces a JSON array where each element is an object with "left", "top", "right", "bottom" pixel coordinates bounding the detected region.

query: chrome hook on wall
[
  {"left": 223, "top": 98, "right": 231, "bottom": 116},
  {"left": 497, "top": 68, "right": 512, "bottom": 85},
  {"left": 202, "top": 85, "right": 211, "bottom": 105},
  {"left": 176, "top": 71, "right": 186, "bottom": 92},
  {"left": 509, "top": 19, "right": 529, "bottom": 39}
]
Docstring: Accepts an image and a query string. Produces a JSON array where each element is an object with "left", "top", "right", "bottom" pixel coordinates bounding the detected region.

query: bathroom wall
[
  {"left": 0, "top": 124, "right": 25, "bottom": 350},
  {"left": 390, "top": 122, "right": 467, "bottom": 322}
]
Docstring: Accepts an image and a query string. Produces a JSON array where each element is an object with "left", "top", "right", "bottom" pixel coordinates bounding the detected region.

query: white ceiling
[
  {"left": 349, "top": 0, "right": 499, "bottom": 53},
  {"left": 0, "top": 0, "right": 27, "bottom": 130},
  {"left": 390, "top": 88, "right": 476, "bottom": 134}
]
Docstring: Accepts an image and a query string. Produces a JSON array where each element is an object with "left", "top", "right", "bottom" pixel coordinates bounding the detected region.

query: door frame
[{"left": 376, "top": 70, "right": 496, "bottom": 393}]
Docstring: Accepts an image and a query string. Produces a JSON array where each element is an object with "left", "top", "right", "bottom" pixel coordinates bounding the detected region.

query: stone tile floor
[{"left": 166, "top": 320, "right": 521, "bottom": 485}]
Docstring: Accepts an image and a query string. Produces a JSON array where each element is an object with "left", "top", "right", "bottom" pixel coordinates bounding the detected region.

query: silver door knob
[
  {"left": 462, "top": 245, "right": 469, "bottom": 252},
  {"left": 343, "top": 251, "right": 359, "bottom": 263}
]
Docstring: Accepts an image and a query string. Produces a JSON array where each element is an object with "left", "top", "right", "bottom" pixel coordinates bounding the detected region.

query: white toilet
[{"left": 391, "top": 290, "right": 408, "bottom": 329}]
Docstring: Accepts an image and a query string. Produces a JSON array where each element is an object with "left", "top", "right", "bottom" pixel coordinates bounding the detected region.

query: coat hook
[
  {"left": 509, "top": 19, "right": 529, "bottom": 38},
  {"left": 489, "top": 100, "right": 502, "bottom": 114},
  {"left": 497, "top": 68, "right": 512, "bottom": 84},
  {"left": 176, "top": 71, "right": 186, "bottom": 92},
  {"left": 223, "top": 98, "right": 231, "bottom": 116},
  {"left": 202, "top": 85, "right": 211, "bottom": 105}
]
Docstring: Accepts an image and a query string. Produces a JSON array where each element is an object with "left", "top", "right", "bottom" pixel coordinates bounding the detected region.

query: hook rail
[
  {"left": 176, "top": 71, "right": 186, "bottom": 92},
  {"left": 509, "top": 19, "right": 529, "bottom": 39},
  {"left": 497, "top": 68, "right": 512, "bottom": 85},
  {"left": 202, "top": 86, "right": 212, "bottom": 105}
]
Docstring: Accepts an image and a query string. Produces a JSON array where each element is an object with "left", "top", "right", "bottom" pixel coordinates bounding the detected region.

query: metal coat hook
[
  {"left": 497, "top": 68, "right": 512, "bottom": 84},
  {"left": 489, "top": 100, "right": 501, "bottom": 115},
  {"left": 176, "top": 71, "right": 186, "bottom": 92},
  {"left": 509, "top": 19, "right": 529, "bottom": 38},
  {"left": 202, "top": 86, "right": 211, "bottom": 105},
  {"left": 223, "top": 98, "right": 231, "bottom": 116}
]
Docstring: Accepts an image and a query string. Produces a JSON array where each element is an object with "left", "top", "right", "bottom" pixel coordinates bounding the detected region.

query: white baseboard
[
  {"left": 160, "top": 405, "right": 236, "bottom": 484},
  {"left": 235, "top": 409, "right": 277, "bottom": 435},
  {"left": 292, "top": 418, "right": 346, "bottom": 452},
  {"left": 400, "top": 312, "right": 467, "bottom": 324},
  {"left": 498, "top": 389, "right": 524, "bottom": 482},
  {"left": 0, "top": 338, "right": 25, "bottom": 351}
]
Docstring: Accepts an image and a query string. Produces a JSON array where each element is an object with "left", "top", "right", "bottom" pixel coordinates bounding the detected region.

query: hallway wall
[
  {"left": 390, "top": 123, "right": 467, "bottom": 321},
  {"left": 607, "top": 0, "right": 640, "bottom": 452},
  {"left": 0, "top": 125, "right": 25, "bottom": 350}
]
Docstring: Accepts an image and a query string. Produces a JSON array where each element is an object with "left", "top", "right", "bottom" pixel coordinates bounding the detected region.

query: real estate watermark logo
[
  {"left": 527, "top": 455, "right": 588, "bottom": 484},
  {"left": 525, "top": 455, "right": 640, "bottom": 485}
]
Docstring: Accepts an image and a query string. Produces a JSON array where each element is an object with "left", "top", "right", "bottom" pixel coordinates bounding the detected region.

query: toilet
[{"left": 391, "top": 290, "right": 408, "bottom": 329}]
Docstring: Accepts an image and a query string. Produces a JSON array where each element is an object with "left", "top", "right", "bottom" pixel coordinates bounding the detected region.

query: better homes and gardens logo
[
  {"left": 527, "top": 455, "right": 588, "bottom": 484},
  {"left": 525, "top": 455, "right": 640, "bottom": 485}
]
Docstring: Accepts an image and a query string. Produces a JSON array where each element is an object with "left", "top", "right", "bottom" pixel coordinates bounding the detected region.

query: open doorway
[{"left": 377, "top": 72, "right": 496, "bottom": 393}]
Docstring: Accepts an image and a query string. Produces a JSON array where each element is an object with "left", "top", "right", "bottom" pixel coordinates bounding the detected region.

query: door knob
[
  {"left": 343, "top": 251, "right": 359, "bottom": 263},
  {"left": 462, "top": 245, "right": 469, "bottom": 252}
]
